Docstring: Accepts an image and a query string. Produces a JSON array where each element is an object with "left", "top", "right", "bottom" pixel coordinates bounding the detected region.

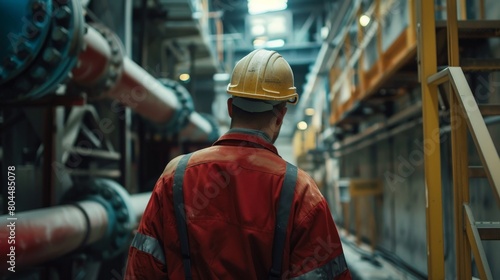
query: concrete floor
[{"left": 341, "top": 234, "right": 424, "bottom": 280}]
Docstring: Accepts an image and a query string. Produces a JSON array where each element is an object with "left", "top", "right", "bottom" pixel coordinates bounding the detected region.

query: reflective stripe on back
[
  {"left": 269, "top": 162, "right": 298, "bottom": 279},
  {"left": 173, "top": 153, "right": 194, "bottom": 280}
]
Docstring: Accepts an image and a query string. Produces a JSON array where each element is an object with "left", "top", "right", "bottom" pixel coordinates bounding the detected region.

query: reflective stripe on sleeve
[
  {"left": 290, "top": 253, "right": 348, "bottom": 279},
  {"left": 130, "top": 232, "right": 166, "bottom": 265}
]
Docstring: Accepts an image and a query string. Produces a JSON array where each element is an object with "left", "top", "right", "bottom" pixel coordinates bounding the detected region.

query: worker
[{"left": 125, "top": 49, "right": 352, "bottom": 279}]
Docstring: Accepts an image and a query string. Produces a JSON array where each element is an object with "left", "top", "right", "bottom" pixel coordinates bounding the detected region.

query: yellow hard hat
[{"left": 227, "top": 49, "right": 298, "bottom": 105}]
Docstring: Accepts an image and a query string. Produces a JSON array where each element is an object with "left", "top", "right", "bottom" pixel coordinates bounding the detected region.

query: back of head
[
  {"left": 227, "top": 49, "right": 299, "bottom": 113},
  {"left": 225, "top": 49, "right": 299, "bottom": 141}
]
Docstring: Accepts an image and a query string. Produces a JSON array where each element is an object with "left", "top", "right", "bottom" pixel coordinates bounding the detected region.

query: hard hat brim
[{"left": 232, "top": 97, "right": 284, "bottom": 113}]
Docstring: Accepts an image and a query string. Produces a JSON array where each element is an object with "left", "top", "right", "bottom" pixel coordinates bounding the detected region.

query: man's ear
[{"left": 227, "top": 98, "right": 233, "bottom": 118}]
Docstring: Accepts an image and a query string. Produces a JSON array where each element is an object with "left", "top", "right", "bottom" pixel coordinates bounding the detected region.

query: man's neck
[{"left": 229, "top": 125, "right": 274, "bottom": 143}]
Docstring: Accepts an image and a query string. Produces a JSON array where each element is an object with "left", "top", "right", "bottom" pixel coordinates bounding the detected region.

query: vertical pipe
[
  {"left": 478, "top": 0, "right": 485, "bottom": 20},
  {"left": 42, "top": 108, "right": 55, "bottom": 206},
  {"left": 416, "top": 0, "right": 445, "bottom": 278},
  {"left": 120, "top": 0, "right": 134, "bottom": 192},
  {"left": 119, "top": 107, "right": 132, "bottom": 190},
  {"left": 140, "top": 0, "right": 148, "bottom": 66},
  {"left": 124, "top": 0, "right": 133, "bottom": 56},
  {"left": 216, "top": 17, "right": 224, "bottom": 63}
]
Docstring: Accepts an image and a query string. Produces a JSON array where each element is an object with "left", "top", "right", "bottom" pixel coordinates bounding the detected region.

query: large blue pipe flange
[
  {"left": 69, "top": 23, "right": 125, "bottom": 99},
  {"left": 0, "top": 0, "right": 85, "bottom": 101},
  {"left": 0, "top": 0, "right": 53, "bottom": 85},
  {"left": 62, "top": 178, "right": 136, "bottom": 260},
  {"left": 147, "top": 78, "right": 195, "bottom": 135}
]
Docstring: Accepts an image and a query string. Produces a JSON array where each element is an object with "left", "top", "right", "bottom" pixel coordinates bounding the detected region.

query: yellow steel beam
[
  {"left": 450, "top": 81, "right": 471, "bottom": 279},
  {"left": 447, "top": 0, "right": 460, "bottom": 66},
  {"left": 446, "top": 1, "right": 471, "bottom": 278},
  {"left": 416, "top": 0, "right": 445, "bottom": 278},
  {"left": 459, "top": 0, "right": 467, "bottom": 20},
  {"left": 479, "top": 0, "right": 485, "bottom": 20}
]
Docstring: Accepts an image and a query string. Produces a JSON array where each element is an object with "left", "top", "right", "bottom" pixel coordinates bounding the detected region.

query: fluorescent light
[
  {"left": 248, "top": 0, "right": 287, "bottom": 15},
  {"left": 266, "top": 39, "right": 285, "bottom": 48},
  {"left": 359, "top": 14, "right": 371, "bottom": 27},
  {"left": 297, "top": 121, "right": 308, "bottom": 131}
]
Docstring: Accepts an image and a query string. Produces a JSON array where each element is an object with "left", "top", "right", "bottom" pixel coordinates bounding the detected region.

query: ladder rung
[
  {"left": 476, "top": 222, "right": 500, "bottom": 240},
  {"left": 479, "top": 105, "right": 500, "bottom": 116},
  {"left": 469, "top": 166, "right": 486, "bottom": 178},
  {"left": 461, "top": 58, "right": 500, "bottom": 71}
]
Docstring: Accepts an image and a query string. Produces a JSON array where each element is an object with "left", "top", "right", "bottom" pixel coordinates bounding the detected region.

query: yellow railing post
[
  {"left": 416, "top": 0, "right": 445, "bottom": 278},
  {"left": 446, "top": 0, "right": 472, "bottom": 278}
]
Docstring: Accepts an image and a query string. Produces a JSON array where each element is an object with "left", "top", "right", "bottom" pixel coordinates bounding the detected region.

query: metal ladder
[{"left": 416, "top": 0, "right": 500, "bottom": 279}]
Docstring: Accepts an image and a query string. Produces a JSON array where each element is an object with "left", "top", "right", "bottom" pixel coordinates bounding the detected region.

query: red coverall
[{"left": 125, "top": 129, "right": 352, "bottom": 279}]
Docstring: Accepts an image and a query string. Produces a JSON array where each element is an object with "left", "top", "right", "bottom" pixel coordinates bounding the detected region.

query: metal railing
[{"left": 427, "top": 67, "right": 500, "bottom": 280}]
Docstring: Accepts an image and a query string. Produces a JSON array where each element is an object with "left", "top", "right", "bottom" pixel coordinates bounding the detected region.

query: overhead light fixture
[
  {"left": 359, "top": 14, "right": 371, "bottom": 27},
  {"left": 266, "top": 39, "right": 285, "bottom": 48},
  {"left": 179, "top": 73, "right": 190, "bottom": 82},
  {"left": 253, "top": 37, "right": 267, "bottom": 48},
  {"left": 267, "top": 16, "right": 287, "bottom": 34},
  {"left": 251, "top": 24, "right": 266, "bottom": 36},
  {"left": 321, "top": 26, "right": 329, "bottom": 40},
  {"left": 297, "top": 121, "right": 308, "bottom": 131},
  {"left": 305, "top": 108, "right": 315, "bottom": 116},
  {"left": 213, "top": 73, "right": 230, "bottom": 82},
  {"left": 248, "top": 0, "right": 288, "bottom": 15}
]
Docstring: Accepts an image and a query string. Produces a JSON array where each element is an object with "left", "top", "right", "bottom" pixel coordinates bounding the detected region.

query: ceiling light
[
  {"left": 305, "top": 108, "right": 315, "bottom": 116},
  {"left": 251, "top": 25, "right": 266, "bottom": 36},
  {"left": 213, "top": 73, "right": 230, "bottom": 81},
  {"left": 359, "top": 14, "right": 371, "bottom": 27},
  {"left": 266, "top": 39, "right": 285, "bottom": 48},
  {"left": 267, "top": 16, "right": 287, "bottom": 34},
  {"left": 253, "top": 38, "right": 267, "bottom": 48},
  {"left": 248, "top": 0, "right": 288, "bottom": 15},
  {"left": 179, "top": 73, "right": 190, "bottom": 82},
  {"left": 321, "top": 26, "right": 329, "bottom": 39},
  {"left": 297, "top": 121, "right": 308, "bottom": 131}
]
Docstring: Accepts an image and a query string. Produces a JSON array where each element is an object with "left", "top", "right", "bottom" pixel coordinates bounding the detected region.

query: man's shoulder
[
  {"left": 160, "top": 154, "right": 187, "bottom": 178},
  {"left": 159, "top": 146, "right": 219, "bottom": 177},
  {"left": 294, "top": 167, "right": 325, "bottom": 207}
]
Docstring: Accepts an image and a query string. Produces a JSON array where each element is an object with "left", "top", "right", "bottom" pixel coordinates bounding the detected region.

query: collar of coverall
[{"left": 212, "top": 128, "right": 279, "bottom": 155}]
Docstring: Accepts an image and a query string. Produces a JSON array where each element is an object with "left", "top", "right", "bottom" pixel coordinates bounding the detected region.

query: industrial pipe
[
  {"left": 1, "top": 0, "right": 217, "bottom": 140},
  {"left": 0, "top": 181, "right": 151, "bottom": 270},
  {"left": 130, "top": 191, "right": 152, "bottom": 223},
  {"left": 0, "top": 200, "right": 108, "bottom": 270},
  {"left": 0, "top": 0, "right": 85, "bottom": 100},
  {"left": 71, "top": 24, "right": 216, "bottom": 141}
]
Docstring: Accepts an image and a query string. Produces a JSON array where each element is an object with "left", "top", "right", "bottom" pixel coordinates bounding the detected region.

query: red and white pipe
[{"left": 71, "top": 25, "right": 213, "bottom": 141}]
